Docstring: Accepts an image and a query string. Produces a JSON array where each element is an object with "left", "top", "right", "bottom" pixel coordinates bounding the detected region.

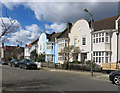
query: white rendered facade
[
  {"left": 69, "top": 19, "right": 91, "bottom": 63},
  {"left": 69, "top": 18, "right": 120, "bottom": 66},
  {"left": 56, "top": 38, "right": 68, "bottom": 64}
]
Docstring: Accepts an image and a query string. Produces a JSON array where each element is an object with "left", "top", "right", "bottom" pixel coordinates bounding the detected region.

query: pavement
[{"left": 43, "top": 67, "right": 109, "bottom": 81}]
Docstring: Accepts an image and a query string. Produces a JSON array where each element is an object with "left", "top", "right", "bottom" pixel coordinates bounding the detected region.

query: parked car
[
  {"left": 13, "top": 59, "right": 21, "bottom": 67},
  {"left": 1, "top": 60, "right": 8, "bottom": 65},
  {"left": 10, "top": 59, "right": 20, "bottom": 67},
  {"left": 109, "top": 70, "right": 120, "bottom": 85},
  {"left": 19, "top": 59, "right": 37, "bottom": 69}
]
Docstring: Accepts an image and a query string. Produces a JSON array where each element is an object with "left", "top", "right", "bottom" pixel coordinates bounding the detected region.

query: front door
[{"left": 81, "top": 53, "right": 87, "bottom": 62}]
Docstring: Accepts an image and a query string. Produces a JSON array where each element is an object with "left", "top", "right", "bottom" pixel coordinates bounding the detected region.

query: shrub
[
  {"left": 37, "top": 54, "right": 45, "bottom": 62},
  {"left": 86, "top": 60, "right": 91, "bottom": 65},
  {"left": 30, "top": 49, "right": 38, "bottom": 61},
  {"left": 72, "top": 61, "right": 81, "bottom": 64}
]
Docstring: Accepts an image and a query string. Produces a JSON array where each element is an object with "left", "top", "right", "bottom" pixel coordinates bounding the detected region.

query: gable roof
[
  {"left": 93, "top": 15, "right": 120, "bottom": 31},
  {"left": 4, "top": 46, "right": 17, "bottom": 51},
  {"left": 57, "top": 22, "right": 72, "bottom": 39},
  {"left": 26, "top": 39, "right": 38, "bottom": 48},
  {"left": 50, "top": 32, "right": 62, "bottom": 41}
]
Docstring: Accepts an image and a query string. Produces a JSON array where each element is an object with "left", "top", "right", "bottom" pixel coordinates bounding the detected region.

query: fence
[{"left": 102, "top": 63, "right": 119, "bottom": 70}]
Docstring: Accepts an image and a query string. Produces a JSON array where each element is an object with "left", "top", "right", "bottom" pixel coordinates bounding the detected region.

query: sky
[{"left": 0, "top": 0, "right": 119, "bottom": 46}]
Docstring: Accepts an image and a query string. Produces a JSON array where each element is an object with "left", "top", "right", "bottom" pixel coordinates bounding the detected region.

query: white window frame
[
  {"left": 82, "top": 37, "right": 86, "bottom": 45},
  {"left": 74, "top": 38, "right": 77, "bottom": 47},
  {"left": 47, "top": 43, "right": 53, "bottom": 50},
  {"left": 47, "top": 55, "right": 53, "bottom": 62},
  {"left": 58, "top": 54, "right": 63, "bottom": 61},
  {"left": 58, "top": 39, "right": 68, "bottom": 48},
  {"left": 93, "top": 52, "right": 109, "bottom": 63},
  {"left": 105, "top": 32, "right": 109, "bottom": 43}
]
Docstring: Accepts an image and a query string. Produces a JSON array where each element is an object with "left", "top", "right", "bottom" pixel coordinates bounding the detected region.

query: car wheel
[{"left": 113, "top": 75, "right": 120, "bottom": 85}]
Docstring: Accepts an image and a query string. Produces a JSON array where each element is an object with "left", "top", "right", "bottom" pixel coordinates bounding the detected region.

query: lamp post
[
  {"left": 116, "top": 17, "right": 120, "bottom": 69},
  {"left": 84, "top": 8, "right": 94, "bottom": 76}
]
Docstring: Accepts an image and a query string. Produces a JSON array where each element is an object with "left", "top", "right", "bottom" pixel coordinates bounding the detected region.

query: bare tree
[
  {"left": 0, "top": 9, "right": 20, "bottom": 43},
  {"left": 59, "top": 45, "right": 81, "bottom": 69}
]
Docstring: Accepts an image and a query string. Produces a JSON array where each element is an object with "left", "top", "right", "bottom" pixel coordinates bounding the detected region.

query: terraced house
[
  {"left": 69, "top": 15, "right": 120, "bottom": 69},
  {"left": 24, "top": 15, "right": 120, "bottom": 69},
  {"left": 24, "top": 22, "right": 72, "bottom": 64},
  {"left": 37, "top": 32, "right": 59, "bottom": 63}
]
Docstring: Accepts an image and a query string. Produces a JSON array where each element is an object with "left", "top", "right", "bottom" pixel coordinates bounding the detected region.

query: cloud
[
  {"left": 8, "top": 24, "right": 42, "bottom": 45},
  {"left": 23, "top": 2, "right": 118, "bottom": 24},
  {"left": 1, "top": 2, "right": 119, "bottom": 45},
  {"left": 8, "top": 29, "right": 31, "bottom": 45},
  {"left": 45, "top": 23, "right": 66, "bottom": 33},
  {"left": 2, "top": 2, "right": 118, "bottom": 23},
  {"left": 25, "top": 24, "right": 42, "bottom": 40},
  {"left": 0, "top": 17, "right": 21, "bottom": 42},
  {"left": 2, "top": 2, "right": 21, "bottom": 10},
  {"left": 0, "top": 17, "right": 42, "bottom": 45}
]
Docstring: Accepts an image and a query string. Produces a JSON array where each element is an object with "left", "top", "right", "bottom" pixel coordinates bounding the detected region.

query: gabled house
[
  {"left": 38, "top": 32, "right": 60, "bottom": 63},
  {"left": 69, "top": 15, "right": 120, "bottom": 67},
  {"left": 55, "top": 22, "right": 72, "bottom": 64},
  {"left": 69, "top": 19, "right": 91, "bottom": 62},
  {"left": 92, "top": 15, "right": 120, "bottom": 66},
  {"left": 24, "top": 39, "right": 38, "bottom": 59}
]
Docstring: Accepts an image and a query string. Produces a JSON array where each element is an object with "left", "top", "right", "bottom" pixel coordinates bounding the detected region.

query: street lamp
[
  {"left": 84, "top": 8, "right": 94, "bottom": 76},
  {"left": 116, "top": 17, "right": 120, "bottom": 69}
]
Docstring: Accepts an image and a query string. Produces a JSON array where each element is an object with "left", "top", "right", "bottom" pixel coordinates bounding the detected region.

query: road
[{"left": 1, "top": 65, "right": 120, "bottom": 92}]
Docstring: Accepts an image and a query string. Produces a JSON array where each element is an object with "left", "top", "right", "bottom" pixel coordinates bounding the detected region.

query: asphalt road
[{"left": 1, "top": 65, "right": 120, "bottom": 92}]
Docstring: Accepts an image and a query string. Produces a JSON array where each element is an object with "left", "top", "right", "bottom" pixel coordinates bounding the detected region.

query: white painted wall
[
  {"left": 119, "top": 32, "right": 120, "bottom": 62},
  {"left": 24, "top": 47, "right": 30, "bottom": 59},
  {"left": 111, "top": 32, "right": 117, "bottom": 63},
  {"left": 38, "top": 33, "right": 47, "bottom": 55},
  {"left": 69, "top": 19, "right": 91, "bottom": 62},
  {"left": 56, "top": 38, "right": 68, "bottom": 64}
]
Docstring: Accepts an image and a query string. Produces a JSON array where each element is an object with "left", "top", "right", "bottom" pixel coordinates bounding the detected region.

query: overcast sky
[{"left": 0, "top": 1, "right": 119, "bottom": 46}]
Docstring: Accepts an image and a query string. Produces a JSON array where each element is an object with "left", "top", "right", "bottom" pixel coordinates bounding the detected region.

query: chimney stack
[
  {"left": 66, "top": 22, "right": 72, "bottom": 32},
  {"left": 17, "top": 45, "right": 19, "bottom": 47},
  {"left": 2, "top": 42, "right": 4, "bottom": 48}
]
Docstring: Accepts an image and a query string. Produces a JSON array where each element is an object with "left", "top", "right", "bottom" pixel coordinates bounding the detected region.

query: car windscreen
[
  {"left": 11, "top": 59, "right": 16, "bottom": 62},
  {"left": 16, "top": 59, "right": 20, "bottom": 62}
]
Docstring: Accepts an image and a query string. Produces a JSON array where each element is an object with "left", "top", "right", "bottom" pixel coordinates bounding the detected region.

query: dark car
[
  {"left": 10, "top": 59, "right": 20, "bottom": 67},
  {"left": 109, "top": 70, "right": 120, "bottom": 85},
  {"left": 13, "top": 59, "right": 21, "bottom": 67},
  {"left": 1, "top": 60, "right": 8, "bottom": 65},
  {"left": 19, "top": 59, "right": 37, "bottom": 69}
]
